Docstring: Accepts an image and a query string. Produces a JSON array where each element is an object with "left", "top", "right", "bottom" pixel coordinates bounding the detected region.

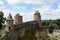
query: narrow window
[{"left": 9, "top": 27, "right": 11, "bottom": 30}]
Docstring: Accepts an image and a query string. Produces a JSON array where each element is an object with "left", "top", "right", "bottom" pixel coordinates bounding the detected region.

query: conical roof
[{"left": 6, "top": 13, "right": 13, "bottom": 20}]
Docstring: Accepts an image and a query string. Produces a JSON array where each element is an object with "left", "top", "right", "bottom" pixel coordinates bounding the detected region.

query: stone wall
[
  {"left": 14, "top": 14, "right": 22, "bottom": 25},
  {"left": 24, "top": 23, "right": 39, "bottom": 32},
  {"left": 0, "top": 26, "right": 25, "bottom": 40}
]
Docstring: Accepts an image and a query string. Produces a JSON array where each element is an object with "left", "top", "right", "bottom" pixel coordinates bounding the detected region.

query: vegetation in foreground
[{"left": 20, "top": 30, "right": 49, "bottom": 40}]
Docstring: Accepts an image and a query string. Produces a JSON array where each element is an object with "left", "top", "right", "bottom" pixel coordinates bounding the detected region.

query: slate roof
[{"left": 6, "top": 13, "right": 13, "bottom": 20}]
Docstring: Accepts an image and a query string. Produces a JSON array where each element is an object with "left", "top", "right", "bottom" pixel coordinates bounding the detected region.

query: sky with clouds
[{"left": 0, "top": 0, "right": 60, "bottom": 22}]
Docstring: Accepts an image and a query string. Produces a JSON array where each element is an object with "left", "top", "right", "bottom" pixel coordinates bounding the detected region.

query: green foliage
[
  {"left": 56, "top": 19, "right": 60, "bottom": 25},
  {"left": 42, "top": 20, "right": 51, "bottom": 26},
  {"left": 48, "top": 22, "right": 57, "bottom": 33},
  {"left": 0, "top": 11, "right": 5, "bottom": 29},
  {"left": 41, "top": 20, "right": 60, "bottom": 29},
  {"left": 21, "top": 30, "right": 49, "bottom": 40},
  {"left": 21, "top": 31, "right": 36, "bottom": 40},
  {"left": 0, "top": 29, "right": 5, "bottom": 37}
]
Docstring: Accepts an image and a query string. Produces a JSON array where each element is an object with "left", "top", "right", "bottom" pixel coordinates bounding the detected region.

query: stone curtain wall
[{"left": 25, "top": 23, "right": 38, "bottom": 32}]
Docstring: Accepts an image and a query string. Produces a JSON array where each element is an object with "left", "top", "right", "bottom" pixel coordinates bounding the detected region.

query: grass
[{"left": 0, "top": 29, "right": 5, "bottom": 37}]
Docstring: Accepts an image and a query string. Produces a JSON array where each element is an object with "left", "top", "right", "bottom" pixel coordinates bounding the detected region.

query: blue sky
[{"left": 0, "top": 0, "right": 60, "bottom": 22}]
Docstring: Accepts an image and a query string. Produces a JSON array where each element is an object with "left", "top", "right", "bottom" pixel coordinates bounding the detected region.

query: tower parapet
[{"left": 14, "top": 13, "right": 22, "bottom": 25}]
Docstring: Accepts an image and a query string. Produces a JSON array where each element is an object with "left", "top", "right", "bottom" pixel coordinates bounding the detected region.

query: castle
[{"left": 0, "top": 10, "right": 48, "bottom": 40}]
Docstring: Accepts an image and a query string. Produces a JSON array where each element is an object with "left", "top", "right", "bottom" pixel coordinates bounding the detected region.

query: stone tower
[
  {"left": 34, "top": 10, "right": 41, "bottom": 27},
  {"left": 14, "top": 13, "right": 22, "bottom": 25},
  {"left": 5, "top": 13, "right": 13, "bottom": 32}
]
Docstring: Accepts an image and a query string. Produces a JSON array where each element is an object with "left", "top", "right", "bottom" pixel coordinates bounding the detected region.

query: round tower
[
  {"left": 34, "top": 10, "right": 41, "bottom": 27},
  {"left": 6, "top": 13, "right": 13, "bottom": 26},
  {"left": 5, "top": 13, "right": 13, "bottom": 32},
  {"left": 14, "top": 13, "right": 22, "bottom": 25}
]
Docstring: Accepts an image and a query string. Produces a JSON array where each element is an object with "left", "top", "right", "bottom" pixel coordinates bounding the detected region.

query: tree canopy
[
  {"left": 49, "top": 22, "right": 56, "bottom": 33},
  {"left": 0, "top": 11, "right": 5, "bottom": 29},
  {"left": 56, "top": 19, "right": 60, "bottom": 25}
]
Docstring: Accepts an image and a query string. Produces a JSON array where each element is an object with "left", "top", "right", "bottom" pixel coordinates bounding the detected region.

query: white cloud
[
  {"left": 0, "top": 0, "right": 4, "bottom": 6},
  {"left": 5, "top": 0, "right": 20, "bottom": 5},
  {"left": 12, "top": 6, "right": 27, "bottom": 12},
  {"left": 1, "top": 5, "right": 60, "bottom": 21},
  {"left": 33, "top": 5, "right": 60, "bottom": 20},
  {"left": 1, "top": 0, "right": 60, "bottom": 21},
  {"left": 5, "top": 0, "right": 58, "bottom": 5},
  {"left": 0, "top": 8, "right": 34, "bottom": 22}
]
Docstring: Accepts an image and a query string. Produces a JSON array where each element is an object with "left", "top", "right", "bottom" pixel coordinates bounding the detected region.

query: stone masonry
[{"left": 0, "top": 10, "right": 48, "bottom": 40}]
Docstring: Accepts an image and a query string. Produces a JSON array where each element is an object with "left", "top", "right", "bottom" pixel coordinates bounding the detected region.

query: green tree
[
  {"left": 56, "top": 19, "right": 60, "bottom": 25},
  {"left": 0, "top": 11, "right": 5, "bottom": 29},
  {"left": 49, "top": 22, "right": 56, "bottom": 33},
  {"left": 42, "top": 20, "right": 51, "bottom": 25}
]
